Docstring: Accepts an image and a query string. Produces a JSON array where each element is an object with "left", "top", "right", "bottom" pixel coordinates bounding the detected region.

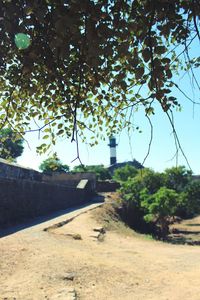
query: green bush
[
  {"left": 119, "top": 168, "right": 164, "bottom": 232},
  {"left": 141, "top": 187, "right": 181, "bottom": 237},
  {"left": 164, "top": 166, "right": 192, "bottom": 192},
  {"left": 119, "top": 166, "right": 200, "bottom": 239},
  {"left": 39, "top": 153, "right": 69, "bottom": 173},
  {"left": 135, "top": 168, "right": 165, "bottom": 194},
  {"left": 113, "top": 164, "right": 138, "bottom": 182},
  {"left": 183, "top": 180, "right": 200, "bottom": 217},
  {"left": 73, "top": 164, "right": 111, "bottom": 180}
]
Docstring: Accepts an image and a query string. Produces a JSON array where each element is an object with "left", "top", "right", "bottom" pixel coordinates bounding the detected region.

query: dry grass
[{"left": 91, "top": 199, "right": 139, "bottom": 238}]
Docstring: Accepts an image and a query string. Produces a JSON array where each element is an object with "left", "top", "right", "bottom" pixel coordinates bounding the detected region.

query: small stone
[
  {"left": 51, "top": 287, "right": 77, "bottom": 299},
  {"left": 63, "top": 272, "right": 76, "bottom": 281},
  {"left": 72, "top": 233, "right": 82, "bottom": 240},
  {"left": 93, "top": 227, "right": 106, "bottom": 234},
  {"left": 97, "top": 233, "right": 105, "bottom": 242},
  {"left": 68, "top": 288, "right": 76, "bottom": 293}
]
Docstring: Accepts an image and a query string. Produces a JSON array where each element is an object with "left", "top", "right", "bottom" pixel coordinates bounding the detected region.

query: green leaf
[
  {"left": 155, "top": 46, "right": 167, "bottom": 55},
  {"left": 135, "top": 67, "right": 145, "bottom": 80},
  {"left": 57, "top": 129, "right": 64, "bottom": 135},
  {"left": 142, "top": 48, "right": 151, "bottom": 62}
]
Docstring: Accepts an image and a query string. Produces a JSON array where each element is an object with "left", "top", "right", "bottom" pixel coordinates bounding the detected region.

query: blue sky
[
  {"left": 17, "top": 92, "right": 200, "bottom": 174},
  {"left": 17, "top": 41, "right": 200, "bottom": 174}
]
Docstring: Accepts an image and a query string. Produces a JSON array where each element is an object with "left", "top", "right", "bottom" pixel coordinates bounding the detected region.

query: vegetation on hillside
[
  {"left": 119, "top": 166, "right": 200, "bottom": 238},
  {"left": 113, "top": 165, "right": 138, "bottom": 183},
  {"left": 73, "top": 164, "right": 111, "bottom": 180}
]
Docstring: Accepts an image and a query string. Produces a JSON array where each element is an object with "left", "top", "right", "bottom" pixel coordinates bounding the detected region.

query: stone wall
[
  {"left": 43, "top": 172, "right": 96, "bottom": 191},
  {"left": 0, "top": 159, "right": 42, "bottom": 181},
  {"left": 96, "top": 180, "right": 120, "bottom": 192},
  {"left": 0, "top": 177, "right": 91, "bottom": 228}
]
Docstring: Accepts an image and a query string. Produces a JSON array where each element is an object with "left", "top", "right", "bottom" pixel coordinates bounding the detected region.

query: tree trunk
[{"left": 159, "top": 217, "right": 169, "bottom": 239}]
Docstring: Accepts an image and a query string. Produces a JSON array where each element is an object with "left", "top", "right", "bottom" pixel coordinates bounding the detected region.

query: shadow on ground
[
  {"left": 167, "top": 216, "right": 200, "bottom": 245},
  {"left": 0, "top": 194, "right": 105, "bottom": 238}
]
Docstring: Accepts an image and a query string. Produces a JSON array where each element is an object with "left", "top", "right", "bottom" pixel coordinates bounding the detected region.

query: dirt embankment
[{"left": 1, "top": 193, "right": 200, "bottom": 300}]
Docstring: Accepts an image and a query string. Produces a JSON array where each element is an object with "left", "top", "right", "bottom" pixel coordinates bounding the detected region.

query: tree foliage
[
  {"left": 73, "top": 164, "right": 111, "bottom": 180},
  {"left": 119, "top": 168, "right": 165, "bottom": 232},
  {"left": 136, "top": 168, "right": 165, "bottom": 194},
  {"left": 141, "top": 187, "right": 180, "bottom": 237},
  {"left": 113, "top": 164, "right": 138, "bottom": 183},
  {"left": 164, "top": 166, "right": 192, "bottom": 192},
  {"left": 119, "top": 166, "right": 200, "bottom": 238},
  {"left": 0, "top": 1, "right": 200, "bottom": 153},
  {"left": 0, "top": 127, "right": 24, "bottom": 161},
  {"left": 39, "top": 153, "right": 69, "bottom": 173},
  {"left": 183, "top": 180, "right": 200, "bottom": 216}
]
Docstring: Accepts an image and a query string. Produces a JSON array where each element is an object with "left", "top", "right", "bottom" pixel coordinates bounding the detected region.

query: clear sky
[
  {"left": 17, "top": 42, "right": 200, "bottom": 175},
  {"left": 17, "top": 90, "right": 200, "bottom": 174}
]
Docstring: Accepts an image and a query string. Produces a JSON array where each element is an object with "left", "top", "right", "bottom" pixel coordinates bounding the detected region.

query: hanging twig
[
  {"left": 166, "top": 110, "right": 192, "bottom": 170},
  {"left": 142, "top": 114, "right": 153, "bottom": 166}
]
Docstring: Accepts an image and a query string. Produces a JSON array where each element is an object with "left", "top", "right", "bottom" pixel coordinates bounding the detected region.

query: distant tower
[{"left": 108, "top": 136, "right": 118, "bottom": 165}]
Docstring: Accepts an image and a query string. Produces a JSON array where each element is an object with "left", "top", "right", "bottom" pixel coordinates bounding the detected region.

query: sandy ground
[{"left": 1, "top": 196, "right": 200, "bottom": 300}]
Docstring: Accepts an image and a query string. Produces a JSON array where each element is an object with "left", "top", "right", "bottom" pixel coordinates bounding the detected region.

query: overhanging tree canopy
[
  {"left": 0, "top": 127, "right": 24, "bottom": 161},
  {"left": 0, "top": 0, "right": 199, "bottom": 155}
]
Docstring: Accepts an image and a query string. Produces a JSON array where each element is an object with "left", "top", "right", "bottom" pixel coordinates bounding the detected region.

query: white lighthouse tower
[{"left": 108, "top": 136, "right": 118, "bottom": 165}]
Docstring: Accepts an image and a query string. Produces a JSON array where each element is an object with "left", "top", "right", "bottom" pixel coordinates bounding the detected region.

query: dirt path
[{"left": 1, "top": 197, "right": 200, "bottom": 300}]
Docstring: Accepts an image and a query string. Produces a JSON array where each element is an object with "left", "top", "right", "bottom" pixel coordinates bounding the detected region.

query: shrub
[
  {"left": 119, "top": 166, "right": 200, "bottom": 240},
  {"left": 141, "top": 187, "right": 180, "bottom": 238},
  {"left": 113, "top": 164, "right": 138, "bottom": 182},
  {"left": 136, "top": 168, "right": 165, "bottom": 194},
  {"left": 119, "top": 178, "right": 146, "bottom": 230},
  {"left": 39, "top": 153, "right": 69, "bottom": 173},
  {"left": 73, "top": 164, "right": 111, "bottom": 180},
  {"left": 164, "top": 166, "right": 192, "bottom": 192},
  {"left": 183, "top": 180, "right": 200, "bottom": 217},
  {"left": 119, "top": 169, "right": 165, "bottom": 231}
]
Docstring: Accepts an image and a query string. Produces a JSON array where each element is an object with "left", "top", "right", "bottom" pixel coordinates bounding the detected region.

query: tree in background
[
  {"left": 164, "top": 166, "right": 192, "bottom": 192},
  {"left": 113, "top": 164, "right": 138, "bottom": 183},
  {"left": 0, "top": 128, "right": 24, "bottom": 161},
  {"left": 141, "top": 187, "right": 180, "bottom": 238},
  {"left": 0, "top": 1, "right": 199, "bottom": 154},
  {"left": 73, "top": 165, "right": 87, "bottom": 173},
  {"left": 136, "top": 168, "right": 165, "bottom": 194},
  {"left": 39, "top": 153, "right": 69, "bottom": 173},
  {"left": 73, "top": 164, "right": 111, "bottom": 180},
  {"left": 119, "top": 168, "right": 165, "bottom": 231},
  {"left": 119, "top": 166, "right": 200, "bottom": 239},
  {"left": 183, "top": 180, "right": 200, "bottom": 217}
]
